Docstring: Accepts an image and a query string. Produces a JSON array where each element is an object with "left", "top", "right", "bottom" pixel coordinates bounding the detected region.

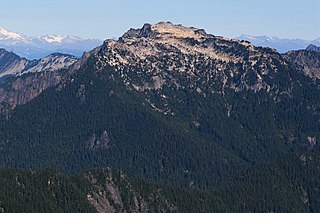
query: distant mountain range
[
  {"left": 235, "top": 35, "right": 320, "bottom": 53},
  {"left": 0, "top": 27, "right": 102, "bottom": 59}
]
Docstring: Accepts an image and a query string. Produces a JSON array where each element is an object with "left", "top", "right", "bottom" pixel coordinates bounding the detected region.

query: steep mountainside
[{"left": 0, "top": 22, "right": 319, "bottom": 196}]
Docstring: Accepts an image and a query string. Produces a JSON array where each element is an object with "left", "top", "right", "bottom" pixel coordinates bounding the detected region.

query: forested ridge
[{"left": 0, "top": 153, "right": 319, "bottom": 212}]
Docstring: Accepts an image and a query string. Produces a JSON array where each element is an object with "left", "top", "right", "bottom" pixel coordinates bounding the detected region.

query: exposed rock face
[
  {"left": 307, "top": 136, "right": 317, "bottom": 149},
  {"left": 86, "top": 130, "right": 111, "bottom": 150},
  {"left": 0, "top": 71, "right": 62, "bottom": 106},
  {"left": 84, "top": 168, "right": 176, "bottom": 213},
  {"left": 284, "top": 50, "right": 320, "bottom": 79}
]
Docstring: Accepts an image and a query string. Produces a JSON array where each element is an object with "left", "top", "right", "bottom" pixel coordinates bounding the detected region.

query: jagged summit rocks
[
  {"left": 122, "top": 22, "right": 209, "bottom": 40},
  {"left": 122, "top": 23, "right": 154, "bottom": 38}
]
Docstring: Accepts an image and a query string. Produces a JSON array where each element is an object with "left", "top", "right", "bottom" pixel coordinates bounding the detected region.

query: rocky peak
[
  {"left": 0, "top": 48, "right": 22, "bottom": 63},
  {"left": 0, "top": 49, "right": 28, "bottom": 77},
  {"left": 21, "top": 53, "right": 77, "bottom": 75},
  {"left": 0, "top": 48, "right": 10, "bottom": 55},
  {"left": 0, "top": 48, "right": 19, "bottom": 61},
  {"left": 306, "top": 44, "right": 320, "bottom": 53},
  {"left": 122, "top": 23, "right": 154, "bottom": 39},
  {"left": 151, "top": 22, "right": 209, "bottom": 39}
]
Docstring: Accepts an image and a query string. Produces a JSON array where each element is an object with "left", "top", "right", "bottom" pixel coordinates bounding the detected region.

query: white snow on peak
[
  {"left": 0, "top": 27, "right": 91, "bottom": 44},
  {"left": 0, "top": 27, "right": 25, "bottom": 40},
  {"left": 40, "top": 35, "right": 65, "bottom": 43}
]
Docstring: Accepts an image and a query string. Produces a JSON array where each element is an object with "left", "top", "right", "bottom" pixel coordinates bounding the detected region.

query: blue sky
[{"left": 0, "top": 0, "right": 319, "bottom": 40}]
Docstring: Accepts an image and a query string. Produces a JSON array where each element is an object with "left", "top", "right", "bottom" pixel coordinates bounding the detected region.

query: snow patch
[{"left": 40, "top": 35, "right": 65, "bottom": 43}]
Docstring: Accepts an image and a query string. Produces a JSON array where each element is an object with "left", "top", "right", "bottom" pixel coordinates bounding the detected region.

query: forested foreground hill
[{"left": 0, "top": 153, "right": 319, "bottom": 212}]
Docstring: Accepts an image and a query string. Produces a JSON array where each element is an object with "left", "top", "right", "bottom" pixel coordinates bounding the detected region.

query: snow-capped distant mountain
[
  {"left": 0, "top": 27, "right": 102, "bottom": 59},
  {"left": 0, "top": 27, "right": 30, "bottom": 45},
  {"left": 39, "top": 35, "right": 66, "bottom": 43},
  {"left": 235, "top": 35, "right": 320, "bottom": 53}
]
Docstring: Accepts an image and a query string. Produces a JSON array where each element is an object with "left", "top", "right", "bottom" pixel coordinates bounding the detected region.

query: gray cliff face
[{"left": 0, "top": 72, "right": 62, "bottom": 108}]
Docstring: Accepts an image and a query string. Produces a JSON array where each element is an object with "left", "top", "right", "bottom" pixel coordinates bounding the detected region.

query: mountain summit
[{"left": 306, "top": 44, "right": 320, "bottom": 53}]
